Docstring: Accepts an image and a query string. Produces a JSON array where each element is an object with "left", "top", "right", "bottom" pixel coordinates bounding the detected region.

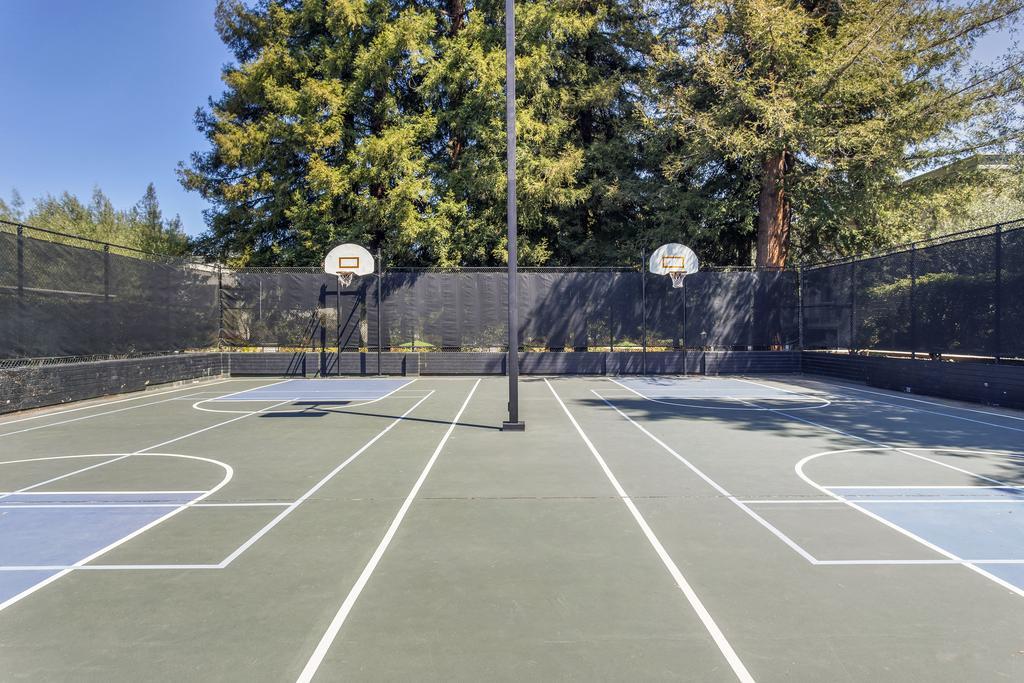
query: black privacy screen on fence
[
  {"left": 214, "top": 268, "right": 800, "bottom": 352},
  {"left": 802, "top": 220, "right": 1024, "bottom": 358},
  {"left": 0, "top": 224, "right": 219, "bottom": 359},
  {"left": 220, "top": 270, "right": 362, "bottom": 349},
  {"left": 3, "top": 218, "right": 1022, "bottom": 360}
]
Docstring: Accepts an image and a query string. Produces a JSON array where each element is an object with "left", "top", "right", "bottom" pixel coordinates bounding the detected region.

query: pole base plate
[{"left": 501, "top": 421, "right": 526, "bottom": 432}]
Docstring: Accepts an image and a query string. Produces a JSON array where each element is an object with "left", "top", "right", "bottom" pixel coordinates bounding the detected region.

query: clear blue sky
[
  {"left": 0, "top": 2, "right": 1017, "bottom": 238},
  {"left": 0, "top": 0, "right": 228, "bottom": 236}
]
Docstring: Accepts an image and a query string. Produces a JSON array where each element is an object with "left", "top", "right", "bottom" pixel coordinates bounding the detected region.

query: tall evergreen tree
[
  {"left": 654, "top": 0, "right": 1024, "bottom": 266},
  {"left": 547, "top": 0, "right": 656, "bottom": 263},
  {"left": 182, "top": 0, "right": 449, "bottom": 265},
  {"left": 182, "top": 0, "right": 657, "bottom": 266}
]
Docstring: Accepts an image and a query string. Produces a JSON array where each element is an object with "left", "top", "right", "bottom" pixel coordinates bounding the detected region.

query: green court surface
[{"left": 2, "top": 375, "right": 1024, "bottom": 681}]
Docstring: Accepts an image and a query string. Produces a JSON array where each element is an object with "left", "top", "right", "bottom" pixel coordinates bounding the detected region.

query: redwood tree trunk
[
  {"left": 446, "top": 0, "right": 465, "bottom": 35},
  {"left": 445, "top": 0, "right": 466, "bottom": 162},
  {"left": 755, "top": 150, "right": 790, "bottom": 268}
]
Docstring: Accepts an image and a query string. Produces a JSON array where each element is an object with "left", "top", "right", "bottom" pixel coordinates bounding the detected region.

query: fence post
[
  {"left": 103, "top": 244, "right": 112, "bottom": 352},
  {"left": 797, "top": 265, "right": 804, "bottom": 351},
  {"left": 848, "top": 259, "right": 856, "bottom": 353},
  {"left": 910, "top": 244, "right": 917, "bottom": 360},
  {"left": 994, "top": 224, "right": 1003, "bottom": 363},
  {"left": 681, "top": 277, "right": 688, "bottom": 350},
  {"left": 217, "top": 266, "right": 225, "bottom": 350},
  {"left": 641, "top": 251, "right": 647, "bottom": 375},
  {"left": 377, "top": 248, "right": 383, "bottom": 374},
  {"left": 609, "top": 277, "right": 614, "bottom": 353},
  {"left": 16, "top": 225, "right": 24, "bottom": 296},
  {"left": 16, "top": 225, "right": 24, "bottom": 355},
  {"left": 336, "top": 274, "right": 342, "bottom": 376},
  {"left": 103, "top": 245, "right": 110, "bottom": 300}
]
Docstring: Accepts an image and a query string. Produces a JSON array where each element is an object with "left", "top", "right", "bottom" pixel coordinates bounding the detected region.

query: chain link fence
[
  {"left": 0, "top": 220, "right": 219, "bottom": 359},
  {"left": 4, "top": 217, "right": 1022, "bottom": 361},
  {"left": 801, "top": 218, "right": 1024, "bottom": 359}
]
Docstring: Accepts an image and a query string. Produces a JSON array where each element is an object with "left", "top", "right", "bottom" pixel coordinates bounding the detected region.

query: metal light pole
[
  {"left": 502, "top": 0, "right": 525, "bottom": 431},
  {"left": 376, "top": 248, "right": 383, "bottom": 375}
]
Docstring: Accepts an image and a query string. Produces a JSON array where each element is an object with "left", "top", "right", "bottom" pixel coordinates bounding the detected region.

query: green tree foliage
[
  {"left": 0, "top": 185, "right": 190, "bottom": 256},
  {"left": 181, "top": 0, "right": 654, "bottom": 266},
  {"left": 183, "top": 0, "right": 1023, "bottom": 267},
  {"left": 883, "top": 159, "right": 1024, "bottom": 238},
  {"left": 653, "top": 0, "right": 1024, "bottom": 266}
]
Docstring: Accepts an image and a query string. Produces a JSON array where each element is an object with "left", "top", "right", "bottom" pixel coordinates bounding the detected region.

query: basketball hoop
[
  {"left": 649, "top": 243, "right": 700, "bottom": 290},
  {"left": 324, "top": 243, "right": 375, "bottom": 289}
]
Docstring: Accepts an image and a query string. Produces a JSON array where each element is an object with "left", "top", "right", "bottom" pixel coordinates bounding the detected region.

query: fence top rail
[
  {"left": 229, "top": 265, "right": 792, "bottom": 274},
  {"left": 0, "top": 219, "right": 199, "bottom": 264},
  {"left": 9, "top": 214, "right": 1023, "bottom": 275},
  {"left": 801, "top": 217, "right": 1024, "bottom": 270}
]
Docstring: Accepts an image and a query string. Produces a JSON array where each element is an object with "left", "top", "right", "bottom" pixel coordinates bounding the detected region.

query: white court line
[
  {"left": 0, "top": 388, "right": 209, "bottom": 439},
  {"left": 828, "top": 485, "right": 1024, "bottom": 489},
  {"left": 607, "top": 377, "right": 830, "bottom": 411},
  {"left": 208, "top": 396, "right": 405, "bottom": 400},
  {"left": 173, "top": 389, "right": 435, "bottom": 401},
  {"left": 739, "top": 499, "right": 845, "bottom": 505},
  {"left": 9, "top": 555, "right": 1024, "bottom": 572},
  {"left": 0, "top": 377, "right": 230, "bottom": 426},
  {"left": 218, "top": 389, "right": 436, "bottom": 567},
  {"left": 549, "top": 381, "right": 754, "bottom": 683},
  {"left": 0, "top": 457, "right": 138, "bottom": 501},
  {"left": 598, "top": 392, "right": 1024, "bottom": 587},
  {"left": 729, "top": 392, "right": 1024, "bottom": 595},
  {"left": 593, "top": 390, "right": 820, "bottom": 566},
  {"left": 0, "top": 395, "right": 293, "bottom": 613},
  {"left": 192, "top": 502, "right": 291, "bottom": 507},
  {"left": 296, "top": 379, "right": 480, "bottom": 683},
  {"left": 0, "top": 564, "right": 223, "bottom": 571},
  {"left": 0, "top": 502, "right": 292, "bottom": 509},
  {"left": 0, "top": 451, "right": 243, "bottom": 613},
  {"left": 814, "top": 558, "right": 1024, "bottom": 566},
  {"left": 744, "top": 498, "right": 1024, "bottom": 505},
  {"left": 730, "top": 377, "right": 806, "bottom": 396},
  {"left": 794, "top": 379, "right": 1024, "bottom": 434},
  {"left": 0, "top": 490, "right": 206, "bottom": 495},
  {"left": 193, "top": 378, "right": 417, "bottom": 414},
  {"left": 3, "top": 388, "right": 435, "bottom": 575},
  {"left": 194, "top": 382, "right": 281, "bottom": 402},
  {"left": 0, "top": 378, "right": 290, "bottom": 440},
  {"left": 727, "top": 388, "right": 1016, "bottom": 489},
  {"left": 812, "top": 381, "right": 1024, "bottom": 422},
  {"left": 770, "top": 403, "right": 1011, "bottom": 489},
  {"left": 1, "top": 384, "right": 294, "bottom": 502},
  {"left": 189, "top": 377, "right": 299, "bottom": 405},
  {"left": 794, "top": 447, "right": 1024, "bottom": 599}
]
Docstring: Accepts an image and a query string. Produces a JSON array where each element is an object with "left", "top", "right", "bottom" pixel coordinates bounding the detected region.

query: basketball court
[{"left": 2, "top": 373, "right": 1023, "bottom": 681}]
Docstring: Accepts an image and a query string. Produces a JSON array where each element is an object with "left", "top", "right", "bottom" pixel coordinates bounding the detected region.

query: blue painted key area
[
  {"left": 830, "top": 486, "right": 1024, "bottom": 589},
  {"left": 0, "top": 492, "right": 197, "bottom": 604}
]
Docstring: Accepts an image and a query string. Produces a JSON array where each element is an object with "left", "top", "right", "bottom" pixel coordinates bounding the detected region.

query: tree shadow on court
[
  {"left": 569, "top": 377, "right": 1024, "bottom": 478},
  {"left": 970, "top": 456, "right": 1024, "bottom": 486}
]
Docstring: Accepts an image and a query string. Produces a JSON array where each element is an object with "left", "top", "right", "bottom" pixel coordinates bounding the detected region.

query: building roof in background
[{"left": 905, "top": 154, "right": 1015, "bottom": 185}]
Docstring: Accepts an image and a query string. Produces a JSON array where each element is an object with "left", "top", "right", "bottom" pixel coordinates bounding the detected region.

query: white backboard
[
  {"left": 649, "top": 243, "right": 699, "bottom": 276},
  {"left": 323, "top": 243, "right": 375, "bottom": 278}
]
